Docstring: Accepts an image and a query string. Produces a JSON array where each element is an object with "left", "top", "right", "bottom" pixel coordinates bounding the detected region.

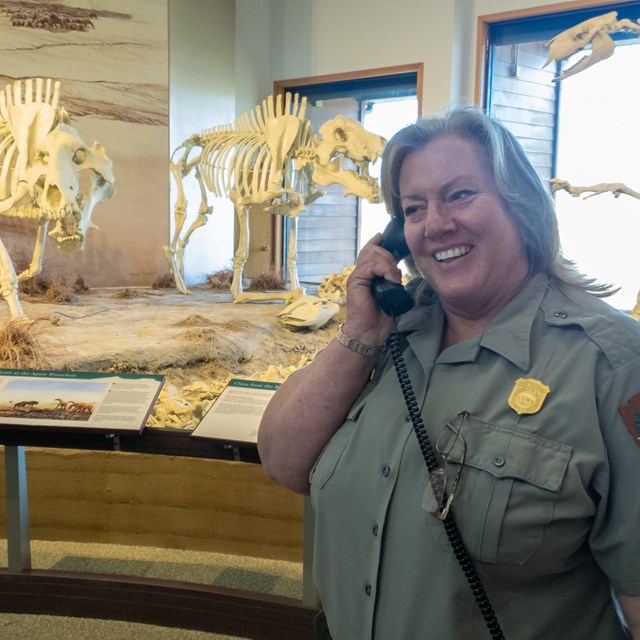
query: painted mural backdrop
[{"left": 0, "top": 0, "right": 169, "bottom": 287}]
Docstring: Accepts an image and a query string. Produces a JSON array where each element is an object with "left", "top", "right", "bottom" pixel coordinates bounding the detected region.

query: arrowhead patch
[{"left": 619, "top": 392, "right": 640, "bottom": 445}]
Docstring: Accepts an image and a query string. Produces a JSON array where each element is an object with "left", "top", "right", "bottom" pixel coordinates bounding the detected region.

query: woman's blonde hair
[{"left": 381, "top": 106, "right": 612, "bottom": 295}]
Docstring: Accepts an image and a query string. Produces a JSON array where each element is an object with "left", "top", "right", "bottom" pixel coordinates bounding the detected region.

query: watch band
[{"left": 336, "top": 324, "right": 387, "bottom": 357}]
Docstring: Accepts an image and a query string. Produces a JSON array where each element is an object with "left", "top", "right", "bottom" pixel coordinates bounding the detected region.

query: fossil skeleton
[
  {"left": 147, "top": 352, "right": 316, "bottom": 430},
  {"left": 544, "top": 11, "right": 640, "bottom": 81},
  {"left": 168, "top": 93, "right": 385, "bottom": 301},
  {"left": 0, "top": 78, "right": 115, "bottom": 319},
  {"left": 550, "top": 179, "right": 640, "bottom": 201}
]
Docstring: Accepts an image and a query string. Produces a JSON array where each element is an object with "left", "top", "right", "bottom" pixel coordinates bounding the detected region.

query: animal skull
[
  {"left": 25, "top": 123, "right": 115, "bottom": 252},
  {"left": 313, "top": 115, "right": 386, "bottom": 203},
  {"left": 544, "top": 11, "right": 630, "bottom": 81}
]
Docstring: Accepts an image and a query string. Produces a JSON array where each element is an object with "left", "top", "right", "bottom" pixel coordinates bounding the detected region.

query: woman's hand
[
  {"left": 258, "top": 231, "right": 407, "bottom": 493},
  {"left": 342, "top": 232, "right": 404, "bottom": 346}
]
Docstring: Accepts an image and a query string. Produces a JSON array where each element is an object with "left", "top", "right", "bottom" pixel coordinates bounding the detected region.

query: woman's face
[{"left": 399, "top": 135, "right": 529, "bottom": 319}]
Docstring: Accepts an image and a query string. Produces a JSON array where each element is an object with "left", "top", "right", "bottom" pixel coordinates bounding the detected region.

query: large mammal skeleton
[
  {"left": 0, "top": 78, "right": 115, "bottom": 319},
  {"left": 168, "top": 93, "right": 385, "bottom": 301}
]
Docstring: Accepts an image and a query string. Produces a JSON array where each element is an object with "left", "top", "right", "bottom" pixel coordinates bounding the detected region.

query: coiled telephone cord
[{"left": 388, "top": 330, "right": 506, "bottom": 640}]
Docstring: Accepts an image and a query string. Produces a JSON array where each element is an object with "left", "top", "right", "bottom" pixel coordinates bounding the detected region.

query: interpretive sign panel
[
  {"left": 0, "top": 369, "right": 164, "bottom": 433},
  {"left": 192, "top": 379, "right": 280, "bottom": 444}
]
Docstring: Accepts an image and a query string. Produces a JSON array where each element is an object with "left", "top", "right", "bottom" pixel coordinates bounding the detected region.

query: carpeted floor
[
  {"left": 0, "top": 614, "right": 243, "bottom": 639},
  {"left": 0, "top": 539, "right": 304, "bottom": 639}
]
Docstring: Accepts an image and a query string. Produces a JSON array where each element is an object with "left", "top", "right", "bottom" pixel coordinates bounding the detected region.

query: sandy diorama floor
[{"left": 0, "top": 285, "right": 338, "bottom": 429}]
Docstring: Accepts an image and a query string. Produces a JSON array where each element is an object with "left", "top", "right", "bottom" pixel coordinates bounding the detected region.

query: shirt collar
[
  {"left": 477, "top": 273, "right": 549, "bottom": 370},
  {"left": 400, "top": 274, "right": 549, "bottom": 371}
]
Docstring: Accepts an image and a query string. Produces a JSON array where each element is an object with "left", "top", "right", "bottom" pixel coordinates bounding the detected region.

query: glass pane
[
  {"left": 555, "top": 42, "right": 640, "bottom": 310},
  {"left": 487, "top": 42, "right": 558, "bottom": 182},
  {"left": 360, "top": 98, "right": 419, "bottom": 252}
]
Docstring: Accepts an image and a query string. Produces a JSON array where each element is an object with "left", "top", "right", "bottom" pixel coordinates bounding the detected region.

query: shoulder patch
[{"left": 619, "top": 392, "right": 640, "bottom": 445}]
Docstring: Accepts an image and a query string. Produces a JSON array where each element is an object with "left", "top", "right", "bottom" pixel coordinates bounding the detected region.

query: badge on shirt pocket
[{"left": 508, "top": 378, "right": 550, "bottom": 415}]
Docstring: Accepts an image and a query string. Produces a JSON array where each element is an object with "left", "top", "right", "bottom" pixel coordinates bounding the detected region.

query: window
[
  {"left": 482, "top": 2, "right": 640, "bottom": 309},
  {"left": 273, "top": 66, "right": 421, "bottom": 286}
]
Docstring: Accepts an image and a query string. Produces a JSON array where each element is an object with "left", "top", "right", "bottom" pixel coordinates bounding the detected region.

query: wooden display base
[
  {"left": 0, "top": 428, "right": 303, "bottom": 561},
  {"left": 0, "top": 570, "right": 316, "bottom": 639},
  {"left": 0, "top": 427, "right": 316, "bottom": 637}
]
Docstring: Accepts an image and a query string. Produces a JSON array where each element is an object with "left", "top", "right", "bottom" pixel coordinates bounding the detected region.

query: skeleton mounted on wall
[
  {"left": 0, "top": 78, "right": 115, "bottom": 320},
  {"left": 168, "top": 92, "right": 385, "bottom": 301},
  {"left": 544, "top": 12, "right": 640, "bottom": 316},
  {"left": 544, "top": 11, "right": 640, "bottom": 81}
]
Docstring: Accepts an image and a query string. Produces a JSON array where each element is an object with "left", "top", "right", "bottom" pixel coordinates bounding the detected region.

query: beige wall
[
  {"left": 233, "top": 0, "right": 610, "bottom": 116},
  {"left": 267, "top": 0, "right": 460, "bottom": 113},
  {"left": 235, "top": 0, "right": 273, "bottom": 117},
  {"left": 169, "top": 0, "right": 237, "bottom": 284}
]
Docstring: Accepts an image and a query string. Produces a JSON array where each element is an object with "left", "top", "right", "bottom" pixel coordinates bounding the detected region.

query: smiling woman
[
  {"left": 399, "top": 135, "right": 529, "bottom": 335},
  {"left": 258, "top": 106, "right": 640, "bottom": 640}
]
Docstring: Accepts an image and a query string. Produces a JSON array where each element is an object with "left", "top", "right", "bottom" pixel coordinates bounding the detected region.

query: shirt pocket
[
  {"left": 309, "top": 395, "right": 368, "bottom": 490},
  {"left": 425, "top": 415, "right": 571, "bottom": 565}
]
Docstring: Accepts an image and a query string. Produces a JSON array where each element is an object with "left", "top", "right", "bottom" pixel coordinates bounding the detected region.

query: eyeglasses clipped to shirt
[{"left": 422, "top": 410, "right": 469, "bottom": 521}]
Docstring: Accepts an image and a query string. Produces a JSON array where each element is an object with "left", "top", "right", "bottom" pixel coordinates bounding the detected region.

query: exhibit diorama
[{"left": 0, "top": 0, "right": 638, "bottom": 635}]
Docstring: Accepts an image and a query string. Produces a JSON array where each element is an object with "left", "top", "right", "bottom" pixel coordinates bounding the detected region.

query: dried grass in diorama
[
  {"left": 216, "top": 319, "right": 254, "bottom": 332},
  {"left": 111, "top": 288, "right": 144, "bottom": 299},
  {"left": 21, "top": 271, "right": 75, "bottom": 303},
  {"left": 205, "top": 268, "right": 235, "bottom": 291},
  {"left": 172, "top": 314, "right": 214, "bottom": 327},
  {"left": 247, "top": 267, "right": 286, "bottom": 291},
  {"left": 152, "top": 271, "right": 175, "bottom": 289},
  {"left": 73, "top": 276, "right": 91, "bottom": 293},
  {"left": 42, "top": 274, "right": 74, "bottom": 303},
  {"left": 0, "top": 320, "right": 51, "bottom": 369},
  {"left": 181, "top": 326, "right": 251, "bottom": 366},
  {"left": 14, "top": 251, "right": 83, "bottom": 303}
]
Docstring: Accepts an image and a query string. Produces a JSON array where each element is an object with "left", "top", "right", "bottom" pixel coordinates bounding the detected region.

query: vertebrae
[{"left": 198, "top": 93, "right": 310, "bottom": 200}]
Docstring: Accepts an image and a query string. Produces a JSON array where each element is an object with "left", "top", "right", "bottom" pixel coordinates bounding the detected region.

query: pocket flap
[
  {"left": 440, "top": 416, "right": 570, "bottom": 492},
  {"left": 309, "top": 391, "right": 371, "bottom": 489}
]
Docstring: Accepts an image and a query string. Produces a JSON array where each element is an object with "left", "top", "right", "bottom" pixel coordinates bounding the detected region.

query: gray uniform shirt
[{"left": 310, "top": 274, "right": 640, "bottom": 639}]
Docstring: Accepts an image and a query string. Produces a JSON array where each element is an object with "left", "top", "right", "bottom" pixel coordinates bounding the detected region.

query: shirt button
[
  {"left": 365, "top": 584, "right": 371, "bottom": 596},
  {"left": 554, "top": 311, "right": 567, "bottom": 319},
  {"left": 382, "top": 465, "right": 390, "bottom": 477},
  {"left": 372, "top": 525, "right": 379, "bottom": 537},
  {"left": 493, "top": 456, "right": 506, "bottom": 467}
]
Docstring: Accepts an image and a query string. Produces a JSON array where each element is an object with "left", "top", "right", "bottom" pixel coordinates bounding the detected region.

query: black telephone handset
[{"left": 372, "top": 217, "right": 415, "bottom": 317}]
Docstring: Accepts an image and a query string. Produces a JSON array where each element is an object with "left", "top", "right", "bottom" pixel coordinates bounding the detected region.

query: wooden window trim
[
  {"left": 475, "top": 0, "right": 625, "bottom": 105},
  {"left": 273, "top": 63, "right": 424, "bottom": 117}
]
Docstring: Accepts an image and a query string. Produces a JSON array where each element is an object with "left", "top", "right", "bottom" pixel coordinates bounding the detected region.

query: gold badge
[{"left": 508, "top": 378, "right": 550, "bottom": 415}]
